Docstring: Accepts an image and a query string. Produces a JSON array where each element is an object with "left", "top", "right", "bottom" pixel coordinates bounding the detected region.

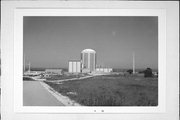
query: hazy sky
[{"left": 24, "top": 17, "right": 158, "bottom": 69}]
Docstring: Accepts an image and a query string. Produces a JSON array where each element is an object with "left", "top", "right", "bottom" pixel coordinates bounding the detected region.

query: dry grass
[
  {"left": 45, "top": 74, "right": 158, "bottom": 106},
  {"left": 44, "top": 74, "right": 87, "bottom": 80}
]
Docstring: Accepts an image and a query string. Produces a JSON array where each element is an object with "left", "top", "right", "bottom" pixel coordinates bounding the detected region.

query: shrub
[
  {"left": 127, "top": 69, "right": 133, "bottom": 74},
  {"left": 144, "top": 68, "right": 153, "bottom": 78}
]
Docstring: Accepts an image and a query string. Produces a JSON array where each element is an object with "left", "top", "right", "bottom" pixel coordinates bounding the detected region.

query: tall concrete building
[{"left": 81, "top": 49, "right": 96, "bottom": 73}]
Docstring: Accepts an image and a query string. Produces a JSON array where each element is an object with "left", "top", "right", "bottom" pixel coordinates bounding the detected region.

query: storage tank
[
  {"left": 81, "top": 49, "right": 96, "bottom": 73},
  {"left": 68, "top": 60, "right": 81, "bottom": 73}
]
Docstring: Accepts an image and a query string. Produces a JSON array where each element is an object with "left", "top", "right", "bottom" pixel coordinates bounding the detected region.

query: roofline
[{"left": 81, "top": 49, "right": 96, "bottom": 53}]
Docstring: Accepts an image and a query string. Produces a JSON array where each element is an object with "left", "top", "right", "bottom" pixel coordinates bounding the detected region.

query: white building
[
  {"left": 81, "top": 49, "right": 96, "bottom": 73},
  {"left": 96, "top": 68, "right": 113, "bottom": 73},
  {"left": 45, "top": 69, "right": 62, "bottom": 75},
  {"left": 68, "top": 60, "right": 81, "bottom": 73}
]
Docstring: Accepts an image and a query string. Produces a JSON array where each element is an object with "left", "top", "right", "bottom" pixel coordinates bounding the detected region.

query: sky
[{"left": 23, "top": 17, "right": 158, "bottom": 69}]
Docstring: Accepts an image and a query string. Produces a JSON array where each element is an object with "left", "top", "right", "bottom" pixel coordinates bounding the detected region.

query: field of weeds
[
  {"left": 43, "top": 73, "right": 89, "bottom": 80},
  {"left": 45, "top": 75, "right": 158, "bottom": 106}
]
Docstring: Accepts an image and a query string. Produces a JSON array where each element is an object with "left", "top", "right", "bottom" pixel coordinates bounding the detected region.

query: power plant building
[
  {"left": 68, "top": 60, "right": 81, "bottom": 73},
  {"left": 81, "top": 49, "right": 96, "bottom": 73},
  {"left": 68, "top": 49, "right": 112, "bottom": 74}
]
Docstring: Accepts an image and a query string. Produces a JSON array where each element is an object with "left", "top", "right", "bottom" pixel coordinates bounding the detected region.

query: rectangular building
[
  {"left": 68, "top": 60, "right": 81, "bottom": 73},
  {"left": 45, "top": 69, "right": 62, "bottom": 75},
  {"left": 95, "top": 68, "right": 113, "bottom": 73}
]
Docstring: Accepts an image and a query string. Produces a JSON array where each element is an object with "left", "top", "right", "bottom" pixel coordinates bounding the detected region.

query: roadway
[{"left": 23, "top": 81, "right": 64, "bottom": 106}]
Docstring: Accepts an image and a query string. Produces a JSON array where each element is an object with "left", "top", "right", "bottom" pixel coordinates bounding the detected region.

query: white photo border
[{"left": 14, "top": 9, "right": 166, "bottom": 113}]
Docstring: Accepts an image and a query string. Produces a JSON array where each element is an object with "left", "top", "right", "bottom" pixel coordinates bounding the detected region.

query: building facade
[
  {"left": 45, "top": 69, "right": 62, "bottom": 75},
  {"left": 81, "top": 49, "right": 96, "bottom": 73},
  {"left": 68, "top": 60, "right": 81, "bottom": 73},
  {"left": 96, "top": 68, "right": 113, "bottom": 73}
]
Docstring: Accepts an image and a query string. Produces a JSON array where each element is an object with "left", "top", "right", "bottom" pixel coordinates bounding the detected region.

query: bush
[
  {"left": 144, "top": 68, "right": 153, "bottom": 78},
  {"left": 127, "top": 69, "right": 133, "bottom": 74}
]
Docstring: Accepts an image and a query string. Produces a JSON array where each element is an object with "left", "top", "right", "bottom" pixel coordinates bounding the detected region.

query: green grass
[{"left": 45, "top": 75, "right": 158, "bottom": 106}]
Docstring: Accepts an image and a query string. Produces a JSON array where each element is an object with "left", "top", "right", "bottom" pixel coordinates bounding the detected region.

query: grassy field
[
  {"left": 45, "top": 74, "right": 158, "bottom": 106},
  {"left": 43, "top": 73, "right": 89, "bottom": 80}
]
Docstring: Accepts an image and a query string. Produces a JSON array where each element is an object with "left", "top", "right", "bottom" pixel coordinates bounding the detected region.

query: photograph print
[{"left": 23, "top": 16, "right": 158, "bottom": 106}]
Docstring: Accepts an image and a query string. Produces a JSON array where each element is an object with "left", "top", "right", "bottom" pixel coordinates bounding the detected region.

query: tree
[
  {"left": 127, "top": 69, "right": 133, "bottom": 74},
  {"left": 144, "top": 68, "right": 153, "bottom": 78}
]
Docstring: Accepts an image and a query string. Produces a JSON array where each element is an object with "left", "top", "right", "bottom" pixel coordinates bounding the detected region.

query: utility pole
[
  {"left": 133, "top": 52, "right": 135, "bottom": 74},
  {"left": 23, "top": 53, "right": 25, "bottom": 73},
  {"left": 28, "top": 62, "right": 31, "bottom": 73}
]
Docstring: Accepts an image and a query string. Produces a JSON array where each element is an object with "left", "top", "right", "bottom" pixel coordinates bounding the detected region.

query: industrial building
[
  {"left": 68, "top": 49, "right": 113, "bottom": 74},
  {"left": 81, "top": 49, "right": 96, "bottom": 73},
  {"left": 68, "top": 60, "right": 81, "bottom": 73},
  {"left": 96, "top": 68, "right": 113, "bottom": 73},
  {"left": 45, "top": 69, "right": 62, "bottom": 75}
]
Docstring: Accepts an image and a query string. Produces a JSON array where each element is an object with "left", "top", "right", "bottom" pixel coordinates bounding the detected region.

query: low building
[
  {"left": 82, "top": 68, "right": 90, "bottom": 73},
  {"left": 45, "top": 69, "right": 62, "bottom": 75},
  {"left": 68, "top": 60, "right": 81, "bottom": 73},
  {"left": 96, "top": 68, "right": 112, "bottom": 73},
  {"left": 24, "top": 71, "right": 45, "bottom": 76}
]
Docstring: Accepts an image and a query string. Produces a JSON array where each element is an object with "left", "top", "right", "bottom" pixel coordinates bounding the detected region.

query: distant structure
[
  {"left": 81, "top": 49, "right": 96, "bottom": 73},
  {"left": 96, "top": 68, "right": 113, "bottom": 73},
  {"left": 68, "top": 48, "right": 112, "bottom": 74},
  {"left": 23, "top": 54, "right": 25, "bottom": 72},
  {"left": 45, "top": 69, "right": 62, "bottom": 75},
  {"left": 68, "top": 60, "right": 81, "bottom": 73},
  {"left": 133, "top": 52, "right": 135, "bottom": 74},
  {"left": 28, "top": 62, "right": 31, "bottom": 73}
]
